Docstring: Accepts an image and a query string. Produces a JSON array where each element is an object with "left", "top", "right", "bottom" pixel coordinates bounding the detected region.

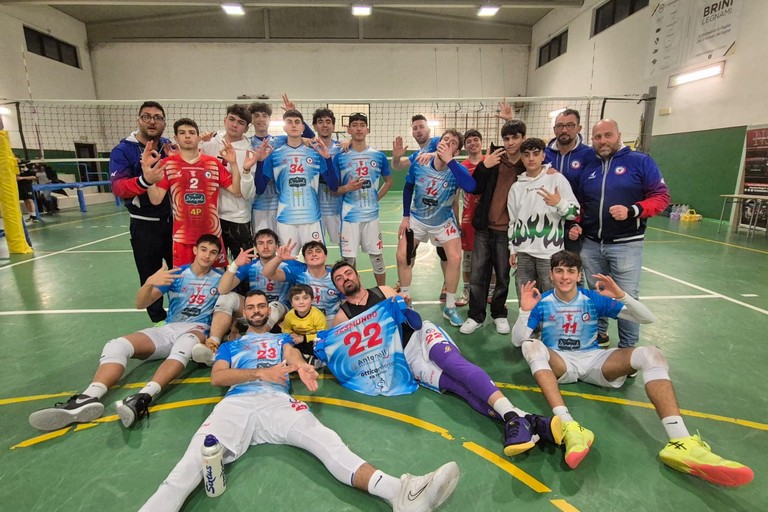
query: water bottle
[{"left": 201, "top": 434, "right": 227, "bottom": 497}]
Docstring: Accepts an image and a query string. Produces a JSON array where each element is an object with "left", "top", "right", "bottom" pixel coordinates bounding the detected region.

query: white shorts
[
  {"left": 138, "top": 322, "right": 207, "bottom": 360},
  {"left": 252, "top": 209, "right": 277, "bottom": 235},
  {"left": 403, "top": 320, "right": 457, "bottom": 393},
  {"left": 556, "top": 348, "right": 627, "bottom": 388},
  {"left": 410, "top": 216, "right": 460, "bottom": 246},
  {"left": 340, "top": 219, "right": 383, "bottom": 258},
  {"left": 322, "top": 214, "right": 341, "bottom": 245},
  {"left": 277, "top": 222, "right": 324, "bottom": 256}
]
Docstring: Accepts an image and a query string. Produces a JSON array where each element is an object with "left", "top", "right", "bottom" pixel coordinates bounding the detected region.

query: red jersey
[
  {"left": 460, "top": 157, "right": 483, "bottom": 225},
  {"left": 156, "top": 153, "right": 233, "bottom": 244}
]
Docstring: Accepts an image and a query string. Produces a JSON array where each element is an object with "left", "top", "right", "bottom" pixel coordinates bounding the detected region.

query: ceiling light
[
  {"left": 548, "top": 108, "right": 566, "bottom": 119},
  {"left": 269, "top": 120, "right": 283, "bottom": 128},
  {"left": 477, "top": 5, "right": 500, "bottom": 17},
  {"left": 0, "top": 107, "right": 12, "bottom": 116},
  {"left": 352, "top": 5, "right": 372, "bottom": 16},
  {"left": 221, "top": 3, "right": 245, "bottom": 15},
  {"left": 427, "top": 120, "right": 441, "bottom": 128},
  {"left": 668, "top": 62, "right": 725, "bottom": 87}
]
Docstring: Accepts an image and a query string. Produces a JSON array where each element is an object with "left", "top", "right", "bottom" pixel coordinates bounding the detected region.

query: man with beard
[
  {"left": 328, "top": 261, "right": 563, "bottom": 458},
  {"left": 139, "top": 290, "right": 460, "bottom": 512}
]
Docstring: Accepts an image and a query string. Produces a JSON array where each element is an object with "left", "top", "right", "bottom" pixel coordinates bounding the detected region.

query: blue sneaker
[
  {"left": 503, "top": 415, "right": 535, "bottom": 456},
  {"left": 442, "top": 306, "right": 463, "bottom": 327}
]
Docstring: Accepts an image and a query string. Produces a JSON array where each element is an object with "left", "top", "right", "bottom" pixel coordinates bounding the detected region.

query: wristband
[{"left": 227, "top": 262, "right": 239, "bottom": 273}]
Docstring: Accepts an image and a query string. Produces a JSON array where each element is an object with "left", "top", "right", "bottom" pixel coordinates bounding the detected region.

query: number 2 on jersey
[{"left": 343, "top": 322, "right": 383, "bottom": 356}]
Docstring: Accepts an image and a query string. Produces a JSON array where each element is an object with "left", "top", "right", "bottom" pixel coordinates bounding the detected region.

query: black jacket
[{"left": 471, "top": 143, "right": 524, "bottom": 232}]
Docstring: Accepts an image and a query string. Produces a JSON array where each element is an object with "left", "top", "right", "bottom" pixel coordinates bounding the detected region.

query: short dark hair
[
  {"left": 289, "top": 284, "right": 314, "bottom": 300},
  {"left": 520, "top": 137, "right": 546, "bottom": 153},
  {"left": 282, "top": 109, "right": 304, "bottom": 122},
  {"left": 248, "top": 102, "right": 272, "bottom": 116},
  {"left": 441, "top": 128, "right": 464, "bottom": 151},
  {"left": 501, "top": 120, "right": 527, "bottom": 138},
  {"left": 313, "top": 108, "right": 336, "bottom": 125},
  {"left": 174, "top": 118, "right": 199, "bottom": 135},
  {"left": 245, "top": 289, "right": 268, "bottom": 301},
  {"left": 348, "top": 112, "right": 368, "bottom": 126},
  {"left": 331, "top": 259, "right": 356, "bottom": 280},
  {"left": 195, "top": 234, "right": 222, "bottom": 251},
  {"left": 301, "top": 240, "right": 327, "bottom": 256},
  {"left": 463, "top": 129, "right": 482, "bottom": 141},
  {"left": 253, "top": 228, "right": 279, "bottom": 245},
  {"left": 557, "top": 108, "right": 581, "bottom": 124},
  {"left": 226, "top": 104, "right": 251, "bottom": 125},
  {"left": 411, "top": 114, "right": 427, "bottom": 123},
  {"left": 550, "top": 250, "right": 582, "bottom": 271},
  {"left": 139, "top": 101, "right": 165, "bottom": 117}
]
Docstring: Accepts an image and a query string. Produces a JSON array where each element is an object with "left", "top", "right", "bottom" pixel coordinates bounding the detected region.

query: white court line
[
  {"left": 60, "top": 250, "right": 133, "bottom": 254},
  {"left": 642, "top": 266, "right": 768, "bottom": 316},
  {"left": 411, "top": 294, "right": 719, "bottom": 306},
  {"left": 0, "top": 294, "right": 719, "bottom": 316},
  {"left": 0, "top": 232, "right": 129, "bottom": 270}
]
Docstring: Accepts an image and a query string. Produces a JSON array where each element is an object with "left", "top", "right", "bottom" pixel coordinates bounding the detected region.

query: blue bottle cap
[{"left": 203, "top": 434, "right": 219, "bottom": 447}]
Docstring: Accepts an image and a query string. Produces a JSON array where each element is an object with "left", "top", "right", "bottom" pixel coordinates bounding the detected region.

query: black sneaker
[
  {"left": 597, "top": 333, "right": 610, "bottom": 348},
  {"left": 526, "top": 414, "right": 564, "bottom": 446},
  {"left": 29, "top": 394, "right": 104, "bottom": 431},
  {"left": 115, "top": 393, "right": 152, "bottom": 428}
]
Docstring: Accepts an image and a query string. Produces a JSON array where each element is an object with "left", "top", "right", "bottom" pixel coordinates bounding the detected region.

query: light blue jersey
[
  {"left": 528, "top": 288, "right": 624, "bottom": 351},
  {"left": 215, "top": 332, "right": 294, "bottom": 396},
  {"left": 319, "top": 141, "right": 343, "bottom": 216},
  {"left": 262, "top": 144, "right": 329, "bottom": 224},
  {"left": 282, "top": 260, "right": 341, "bottom": 318},
  {"left": 408, "top": 136, "right": 440, "bottom": 163},
  {"left": 157, "top": 265, "right": 223, "bottom": 328},
  {"left": 235, "top": 258, "right": 292, "bottom": 307},
  {"left": 335, "top": 147, "right": 391, "bottom": 223},
  {"left": 315, "top": 296, "right": 417, "bottom": 396},
  {"left": 406, "top": 160, "right": 459, "bottom": 226},
  {"left": 251, "top": 135, "right": 289, "bottom": 211}
]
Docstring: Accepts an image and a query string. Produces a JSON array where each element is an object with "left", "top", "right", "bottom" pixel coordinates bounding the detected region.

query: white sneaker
[
  {"left": 459, "top": 318, "right": 481, "bottom": 335},
  {"left": 392, "top": 461, "right": 460, "bottom": 512},
  {"left": 493, "top": 318, "right": 510, "bottom": 334},
  {"left": 191, "top": 343, "right": 215, "bottom": 366}
]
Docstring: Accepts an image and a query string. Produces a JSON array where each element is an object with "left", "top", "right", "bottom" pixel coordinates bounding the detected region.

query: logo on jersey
[
  {"left": 306, "top": 157, "right": 314, "bottom": 164},
  {"left": 582, "top": 313, "right": 591, "bottom": 321},
  {"left": 443, "top": 182, "right": 449, "bottom": 188},
  {"left": 614, "top": 166, "right": 627, "bottom": 175},
  {"left": 587, "top": 170, "right": 598, "bottom": 180},
  {"left": 289, "top": 177, "right": 307, "bottom": 187},
  {"left": 312, "top": 231, "right": 320, "bottom": 240},
  {"left": 205, "top": 171, "right": 212, "bottom": 179},
  {"left": 210, "top": 287, "right": 219, "bottom": 296},
  {"left": 370, "top": 160, "right": 378, "bottom": 168},
  {"left": 421, "top": 198, "right": 438, "bottom": 207},
  {"left": 184, "top": 192, "right": 206, "bottom": 204},
  {"left": 571, "top": 161, "right": 581, "bottom": 169}
]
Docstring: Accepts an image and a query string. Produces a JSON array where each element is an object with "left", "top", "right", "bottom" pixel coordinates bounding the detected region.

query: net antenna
[{"left": 21, "top": 46, "right": 44, "bottom": 159}]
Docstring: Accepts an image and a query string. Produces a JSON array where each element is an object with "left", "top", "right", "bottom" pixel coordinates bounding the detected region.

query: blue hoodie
[{"left": 544, "top": 134, "right": 597, "bottom": 192}]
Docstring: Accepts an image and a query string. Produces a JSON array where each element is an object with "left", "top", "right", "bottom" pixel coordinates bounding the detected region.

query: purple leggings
[{"left": 429, "top": 341, "right": 501, "bottom": 421}]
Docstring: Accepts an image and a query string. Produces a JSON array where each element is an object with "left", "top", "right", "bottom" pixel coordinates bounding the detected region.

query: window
[
  {"left": 593, "top": 0, "right": 649, "bottom": 36},
  {"left": 23, "top": 26, "right": 80, "bottom": 68},
  {"left": 538, "top": 30, "right": 568, "bottom": 68}
]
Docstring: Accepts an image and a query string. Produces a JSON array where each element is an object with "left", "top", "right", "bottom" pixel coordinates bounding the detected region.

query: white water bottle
[{"left": 201, "top": 434, "right": 227, "bottom": 497}]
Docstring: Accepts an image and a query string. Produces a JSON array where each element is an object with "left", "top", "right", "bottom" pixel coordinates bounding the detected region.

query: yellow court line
[
  {"left": 550, "top": 499, "right": 581, "bottom": 512},
  {"left": 0, "top": 392, "right": 73, "bottom": 405},
  {"left": 462, "top": 441, "right": 551, "bottom": 493},
  {"left": 647, "top": 226, "right": 768, "bottom": 255},
  {"left": 495, "top": 382, "right": 768, "bottom": 431}
]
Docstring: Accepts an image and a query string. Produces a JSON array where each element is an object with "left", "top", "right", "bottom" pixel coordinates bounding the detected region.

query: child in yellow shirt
[{"left": 282, "top": 285, "right": 327, "bottom": 365}]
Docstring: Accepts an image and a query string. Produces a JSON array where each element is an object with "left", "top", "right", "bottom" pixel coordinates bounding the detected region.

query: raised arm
[{"left": 135, "top": 265, "right": 182, "bottom": 309}]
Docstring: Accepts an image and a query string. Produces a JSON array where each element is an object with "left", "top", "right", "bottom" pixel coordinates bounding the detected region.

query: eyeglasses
[
  {"left": 139, "top": 114, "right": 166, "bottom": 123},
  {"left": 554, "top": 122, "right": 577, "bottom": 130}
]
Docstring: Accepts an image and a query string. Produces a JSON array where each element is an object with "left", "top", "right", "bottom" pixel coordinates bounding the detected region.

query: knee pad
[
  {"left": 462, "top": 251, "right": 472, "bottom": 275},
  {"left": 436, "top": 246, "right": 447, "bottom": 262},
  {"left": 521, "top": 339, "right": 551, "bottom": 375},
  {"left": 214, "top": 291, "right": 241, "bottom": 316},
  {"left": 343, "top": 256, "right": 357, "bottom": 269},
  {"left": 168, "top": 332, "right": 200, "bottom": 366},
  {"left": 99, "top": 337, "right": 134, "bottom": 366},
  {"left": 630, "top": 346, "right": 670, "bottom": 384},
  {"left": 267, "top": 302, "right": 288, "bottom": 329},
  {"left": 369, "top": 253, "right": 386, "bottom": 275}
]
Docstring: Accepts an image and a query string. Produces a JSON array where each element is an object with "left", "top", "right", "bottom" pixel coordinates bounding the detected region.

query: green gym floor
[{"left": 1, "top": 198, "right": 766, "bottom": 512}]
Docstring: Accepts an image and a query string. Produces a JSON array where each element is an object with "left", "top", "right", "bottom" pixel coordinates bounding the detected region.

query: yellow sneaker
[
  {"left": 562, "top": 421, "right": 594, "bottom": 469},
  {"left": 659, "top": 434, "right": 754, "bottom": 487}
]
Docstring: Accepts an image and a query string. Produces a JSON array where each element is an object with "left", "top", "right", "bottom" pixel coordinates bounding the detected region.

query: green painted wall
[{"left": 650, "top": 126, "right": 746, "bottom": 219}]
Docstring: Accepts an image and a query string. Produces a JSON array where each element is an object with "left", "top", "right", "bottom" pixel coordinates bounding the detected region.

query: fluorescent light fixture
[
  {"left": 548, "top": 107, "right": 566, "bottom": 119},
  {"left": 221, "top": 3, "right": 245, "bottom": 15},
  {"left": 269, "top": 120, "right": 283, "bottom": 128},
  {"left": 668, "top": 62, "right": 725, "bottom": 87},
  {"left": 477, "top": 5, "right": 500, "bottom": 17},
  {"left": 352, "top": 5, "right": 372, "bottom": 16},
  {"left": 0, "top": 107, "right": 11, "bottom": 115},
  {"left": 427, "top": 120, "right": 441, "bottom": 128}
]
